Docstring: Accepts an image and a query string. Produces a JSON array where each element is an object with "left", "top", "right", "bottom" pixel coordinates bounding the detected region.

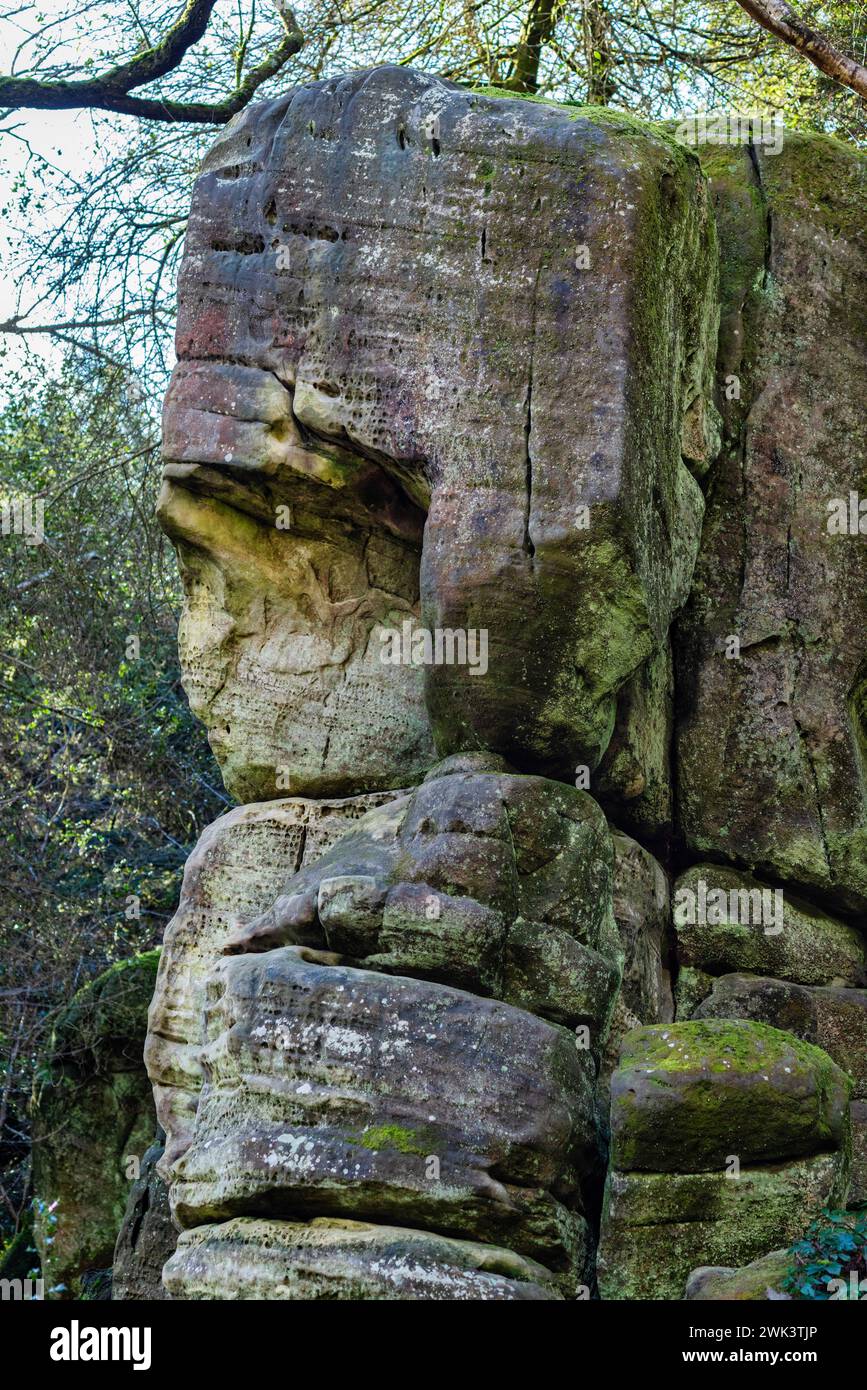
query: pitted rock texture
[
  {"left": 171, "top": 946, "right": 592, "bottom": 1280},
  {"left": 145, "top": 789, "right": 406, "bottom": 1174},
  {"left": 165, "top": 1217, "right": 563, "bottom": 1300},
  {"left": 162, "top": 65, "right": 718, "bottom": 795},
  {"left": 676, "top": 135, "right": 867, "bottom": 913},
  {"left": 160, "top": 372, "right": 434, "bottom": 802},
  {"left": 222, "top": 761, "right": 622, "bottom": 1040}
]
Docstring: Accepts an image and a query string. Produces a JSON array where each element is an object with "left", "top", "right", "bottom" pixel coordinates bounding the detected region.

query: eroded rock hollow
[{"left": 146, "top": 65, "right": 867, "bottom": 1299}]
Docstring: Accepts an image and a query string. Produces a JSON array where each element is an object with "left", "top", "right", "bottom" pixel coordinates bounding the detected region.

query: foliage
[
  {"left": 0, "top": 2, "right": 864, "bottom": 379},
  {"left": 0, "top": 353, "right": 225, "bottom": 1248},
  {"left": 783, "top": 1209, "right": 867, "bottom": 1299}
]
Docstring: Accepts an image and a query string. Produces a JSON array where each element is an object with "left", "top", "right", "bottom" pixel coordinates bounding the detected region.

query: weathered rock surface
[
  {"left": 160, "top": 389, "right": 434, "bottom": 803},
  {"left": 112, "top": 1140, "right": 176, "bottom": 1300},
  {"left": 171, "top": 946, "right": 593, "bottom": 1279},
  {"left": 672, "top": 863, "right": 867, "bottom": 991},
  {"left": 601, "top": 831, "right": 672, "bottom": 1083},
  {"left": 145, "top": 790, "right": 404, "bottom": 1174},
  {"left": 685, "top": 1249, "right": 791, "bottom": 1301},
  {"left": 32, "top": 952, "right": 159, "bottom": 1299},
  {"left": 597, "top": 1154, "right": 847, "bottom": 1300},
  {"left": 223, "top": 761, "right": 622, "bottom": 1044},
  {"left": 849, "top": 1100, "right": 867, "bottom": 1209},
  {"left": 148, "top": 71, "right": 867, "bottom": 1303},
  {"left": 162, "top": 66, "right": 717, "bottom": 795},
  {"left": 165, "top": 1217, "right": 562, "bottom": 1300},
  {"left": 598, "top": 1016, "right": 851, "bottom": 1299},
  {"left": 694, "top": 976, "right": 867, "bottom": 1099},
  {"left": 610, "top": 1020, "right": 851, "bottom": 1172},
  {"left": 676, "top": 135, "right": 867, "bottom": 913}
]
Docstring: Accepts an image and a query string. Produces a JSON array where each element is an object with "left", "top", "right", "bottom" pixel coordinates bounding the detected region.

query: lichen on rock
[{"left": 141, "top": 65, "right": 867, "bottom": 1302}]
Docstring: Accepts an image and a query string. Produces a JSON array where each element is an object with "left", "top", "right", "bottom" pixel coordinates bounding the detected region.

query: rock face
[
  {"left": 165, "top": 1217, "right": 562, "bottom": 1300},
  {"left": 597, "top": 1020, "right": 851, "bottom": 1300},
  {"left": 112, "top": 1141, "right": 176, "bottom": 1301},
  {"left": 147, "top": 67, "right": 867, "bottom": 1301},
  {"left": 162, "top": 64, "right": 717, "bottom": 797},
  {"left": 146, "top": 789, "right": 406, "bottom": 1172},
  {"left": 676, "top": 136, "right": 867, "bottom": 913},
  {"left": 32, "top": 953, "right": 159, "bottom": 1299}
]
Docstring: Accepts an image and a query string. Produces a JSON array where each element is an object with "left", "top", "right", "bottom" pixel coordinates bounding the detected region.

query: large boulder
[
  {"left": 145, "top": 789, "right": 405, "bottom": 1173},
  {"left": 171, "top": 946, "right": 593, "bottom": 1284},
  {"left": 597, "top": 1018, "right": 851, "bottom": 1299},
  {"left": 165, "top": 1217, "right": 562, "bottom": 1300},
  {"left": 676, "top": 134, "right": 867, "bottom": 913},
  {"left": 610, "top": 1020, "right": 850, "bottom": 1172},
  {"left": 672, "top": 864, "right": 867, "bottom": 1008},
  {"left": 161, "top": 66, "right": 718, "bottom": 797},
  {"left": 32, "top": 952, "right": 159, "bottom": 1299}
]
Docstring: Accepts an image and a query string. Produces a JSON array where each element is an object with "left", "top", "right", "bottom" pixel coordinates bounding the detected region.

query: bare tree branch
[
  {"left": 0, "top": 1, "right": 304, "bottom": 123},
  {"left": 736, "top": 0, "right": 867, "bottom": 100}
]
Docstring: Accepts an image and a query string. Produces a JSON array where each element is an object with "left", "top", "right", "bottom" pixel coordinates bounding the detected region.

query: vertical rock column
[{"left": 163, "top": 761, "right": 622, "bottom": 1298}]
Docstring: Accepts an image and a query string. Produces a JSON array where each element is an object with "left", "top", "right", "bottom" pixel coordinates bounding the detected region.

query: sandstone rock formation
[
  {"left": 144, "top": 66, "right": 867, "bottom": 1301},
  {"left": 32, "top": 952, "right": 159, "bottom": 1298},
  {"left": 112, "top": 1140, "right": 177, "bottom": 1301},
  {"left": 161, "top": 64, "right": 717, "bottom": 799},
  {"left": 676, "top": 135, "right": 867, "bottom": 914},
  {"left": 597, "top": 1020, "right": 851, "bottom": 1299}
]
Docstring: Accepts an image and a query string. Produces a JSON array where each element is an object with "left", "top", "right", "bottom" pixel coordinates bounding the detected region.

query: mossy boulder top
[
  {"left": 610, "top": 1019, "right": 851, "bottom": 1173},
  {"left": 48, "top": 949, "right": 160, "bottom": 1074}
]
